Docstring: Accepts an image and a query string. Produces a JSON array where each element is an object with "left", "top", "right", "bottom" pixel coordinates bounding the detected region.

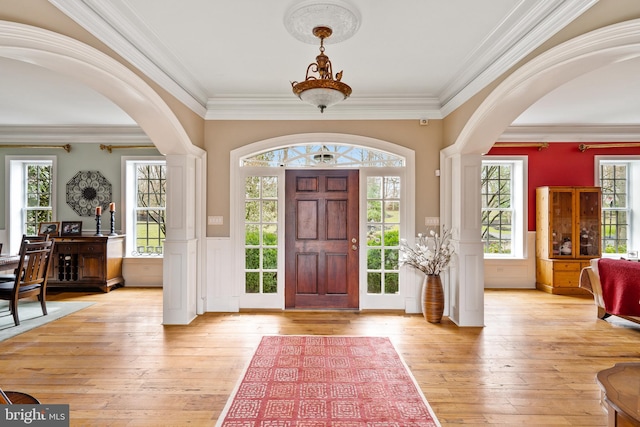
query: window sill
[
  {"left": 484, "top": 255, "right": 527, "bottom": 261},
  {"left": 125, "top": 255, "right": 164, "bottom": 260}
]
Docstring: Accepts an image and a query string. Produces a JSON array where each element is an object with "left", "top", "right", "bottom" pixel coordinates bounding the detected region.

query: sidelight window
[
  {"left": 244, "top": 175, "right": 279, "bottom": 294},
  {"left": 366, "top": 176, "right": 400, "bottom": 294}
]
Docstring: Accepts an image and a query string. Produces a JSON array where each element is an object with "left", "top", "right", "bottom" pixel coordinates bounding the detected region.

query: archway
[
  {"left": 442, "top": 19, "right": 640, "bottom": 326},
  {"left": 0, "top": 20, "right": 204, "bottom": 324},
  {"left": 0, "top": 20, "right": 194, "bottom": 155}
]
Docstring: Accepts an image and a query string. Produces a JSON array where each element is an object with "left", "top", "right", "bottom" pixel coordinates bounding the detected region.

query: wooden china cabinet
[
  {"left": 47, "top": 234, "right": 125, "bottom": 292},
  {"left": 535, "top": 186, "right": 601, "bottom": 294}
]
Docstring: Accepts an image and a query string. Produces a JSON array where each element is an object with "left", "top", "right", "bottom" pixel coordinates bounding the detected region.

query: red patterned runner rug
[{"left": 216, "top": 335, "right": 440, "bottom": 426}]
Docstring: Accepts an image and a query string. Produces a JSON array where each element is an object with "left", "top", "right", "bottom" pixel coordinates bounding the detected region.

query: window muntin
[
  {"left": 244, "top": 176, "right": 278, "bottom": 294},
  {"left": 600, "top": 163, "right": 629, "bottom": 254},
  {"left": 480, "top": 157, "right": 526, "bottom": 258},
  {"left": 481, "top": 163, "right": 513, "bottom": 254},
  {"left": 132, "top": 162, "right": 166, "bottom": 255},
  {"left": 366, "top": 176, "right": 400, "bottom": 294},
  {"left": 241, "top": 144, "right": 405, "bottom": 168},
  {"left": 24, "top": 162, "right": 53, "bottom": 236}
]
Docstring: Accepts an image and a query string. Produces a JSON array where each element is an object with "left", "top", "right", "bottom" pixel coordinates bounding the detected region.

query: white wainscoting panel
[
  {"left": 122, "top": 257, "right": 163, "bottom": 287},
  {"left": 206, "top": 237, "right": 238, "bottom": 312},
  {"left": 484, "top": 231, "right": 536, "bottom": 289}
]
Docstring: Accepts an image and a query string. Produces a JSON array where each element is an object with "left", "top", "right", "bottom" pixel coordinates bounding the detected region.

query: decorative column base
[{"left": 422, "top": 274, "right": 444, "bottom": 323}]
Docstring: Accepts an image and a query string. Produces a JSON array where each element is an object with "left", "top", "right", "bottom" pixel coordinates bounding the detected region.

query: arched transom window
[{"left": 240, "top": 144, "right": 405, "bottom": 168}]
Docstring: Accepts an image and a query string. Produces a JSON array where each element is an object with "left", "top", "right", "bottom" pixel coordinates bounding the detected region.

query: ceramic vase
[{"left": 422, "top": 274, "right": 444, "bottom": 323}]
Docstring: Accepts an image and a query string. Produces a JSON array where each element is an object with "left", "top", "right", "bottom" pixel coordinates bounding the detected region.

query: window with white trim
[
  {"left": 481, "top": 157, "right": 526, "bottom": 258},
  {"left": 124, "top": 159, "right": 166, "bottom": 256},
  {"left": 24, "top": 162, "right": 54, "bottom": 235},
  {"left": 6, "top": 157, "right": 56, "bottom": 252},
  {"left": 597, "top": 158, "right": 640, "bottom": 256}
]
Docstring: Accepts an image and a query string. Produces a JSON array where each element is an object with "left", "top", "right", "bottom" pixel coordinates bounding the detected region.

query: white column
[
  {"left": 442, "top": 152, "right": 485, "bottom": 326},
  {"left": 163, "top": 153, "right": 198, "bottom": 324}
]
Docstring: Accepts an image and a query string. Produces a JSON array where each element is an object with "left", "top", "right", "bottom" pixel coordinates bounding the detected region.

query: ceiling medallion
[
  {"left": 284, "top": 0, "right": 361, "bottom": 45},
  {"left": 291, "top": 26, "right": 352, "bottom": 113},
  {"left": 66, "top": 170, "right": 112, "bottom": 217}
]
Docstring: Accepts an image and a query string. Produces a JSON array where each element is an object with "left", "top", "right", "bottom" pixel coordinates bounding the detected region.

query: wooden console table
[
  {"left": 48, "top": 235, "right": 125, "bottom": 292},
  {"left": 596, "top": 363, "right": 640, "bottom": 427}
]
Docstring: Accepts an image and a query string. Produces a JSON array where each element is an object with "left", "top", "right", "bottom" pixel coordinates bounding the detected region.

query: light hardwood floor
[{"left": 1, "top": 288, "right": 639, "bottom": 426}]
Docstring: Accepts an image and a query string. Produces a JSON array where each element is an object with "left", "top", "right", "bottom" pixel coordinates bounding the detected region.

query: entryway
[
  {"left": 284, "top": 169, "right": 359, "bottom": 309},
  {"left": 229, "top": 134, "right": 417, "bottom": 313}
]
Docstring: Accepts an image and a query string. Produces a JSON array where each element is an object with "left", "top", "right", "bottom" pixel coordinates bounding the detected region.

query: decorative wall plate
[{"left": 66, "top": 171, "right": 112, "bottom": 216}]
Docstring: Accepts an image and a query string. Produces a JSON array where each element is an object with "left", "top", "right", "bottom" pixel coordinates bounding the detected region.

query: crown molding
[
  {"left": 0, "top": 125, "right": 151, "bottom": 143},
  {"left": 49, "top": 0, "right": 207, "bottom": 118},
  {"left": 49, "top": 0, "right": 597, "bottom": 121},
  {"left": 440, "top": 0, "right": 598, "bottom": 117},
  {"left": 2, "top": 124, "right": 638, "bottom": 145},
  {"left": 205, "top": 96, "right": 442, "bottom": 120},
  {"left": 498, "top": 124, "right": 640, "bottom": 142}
]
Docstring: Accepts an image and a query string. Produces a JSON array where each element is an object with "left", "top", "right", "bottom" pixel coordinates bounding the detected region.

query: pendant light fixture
[{"left": 291, "top": 26, "right": 352, "bottom": 113}]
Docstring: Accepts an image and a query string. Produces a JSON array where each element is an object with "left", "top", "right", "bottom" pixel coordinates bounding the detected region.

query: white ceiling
[{"left": 2, "top": 0, "right": 639, "bottom": 140}]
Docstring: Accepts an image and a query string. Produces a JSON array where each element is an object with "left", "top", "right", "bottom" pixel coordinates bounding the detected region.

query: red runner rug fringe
[{"left": 216, "top": 335, "right": 440, "bottom": 426}]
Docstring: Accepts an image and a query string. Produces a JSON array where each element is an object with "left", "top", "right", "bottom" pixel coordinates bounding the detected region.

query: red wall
[{"left": 486, "top": 142, "right": 640, "bottom": 231}]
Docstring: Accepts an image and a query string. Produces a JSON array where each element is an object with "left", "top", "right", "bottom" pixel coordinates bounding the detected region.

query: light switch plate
[
  {"left": 425, "top": 217, "right": 440, "bottom": 226},
  {"left": 208, "top": 216, "right": 223, "bottom": 225}
]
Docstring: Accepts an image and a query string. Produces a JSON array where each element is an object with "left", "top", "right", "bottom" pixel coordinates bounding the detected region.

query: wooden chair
[
  {"left": 0, "top": 239, "right": 55, "bottom": 326},
  {"left": 0, "top": 387, "right": 40, "bottom": 404},
  {"left": 0, "top": 235, "right": 49, "bottom": 283}
]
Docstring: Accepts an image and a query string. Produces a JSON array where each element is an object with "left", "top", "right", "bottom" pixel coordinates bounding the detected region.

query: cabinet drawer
[
  {"left": 553, "top": 262, "right": 580, "bottom": 272},
  {"left": 55, "top": 243, "right": 78, "bottom": 254},
  {"left": 553, "top": 272, "right": 580, "bottom": 287},
  {"left": 79, "top": 243, "right": 105, "bottom": 254}
]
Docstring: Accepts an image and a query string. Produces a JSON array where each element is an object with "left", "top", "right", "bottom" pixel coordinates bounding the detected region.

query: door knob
[{"left": 352, "top": 245, "right": 358, "bottom": 251}]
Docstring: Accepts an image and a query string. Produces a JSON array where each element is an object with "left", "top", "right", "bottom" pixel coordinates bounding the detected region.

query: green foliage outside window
[
  {"left": 366, "top": 176, "right": 401, "bottom": 295},
  {"left": 244, "top": 176, "right": 278, "bottom": 294},
  {"left": 263, "top": 272, "right": 277, "bottom": 293},
  {"left": 385, "top": 272, "right": 399, "bottom": 294},
  {"left": 246, "top": 272, "right": 259, "bottom": 293},
  {"left": 367, "top": 272, "right": 381, "bottom": 293},
  {"left": 25, "top": 164, "right": 52, "bottom": 235}
]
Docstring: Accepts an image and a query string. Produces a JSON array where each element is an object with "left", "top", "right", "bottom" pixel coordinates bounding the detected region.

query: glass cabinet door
[
  {"left": 551, "top": 190, "right": 574, "bottom": 257},
  {"left": 577, "top": 189, "right": 601, "bottom": 256}
]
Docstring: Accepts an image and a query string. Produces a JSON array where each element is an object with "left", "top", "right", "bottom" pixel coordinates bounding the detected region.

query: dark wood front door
[{"left": 285, "top": 170, "right": 359, "bottom": 309}]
